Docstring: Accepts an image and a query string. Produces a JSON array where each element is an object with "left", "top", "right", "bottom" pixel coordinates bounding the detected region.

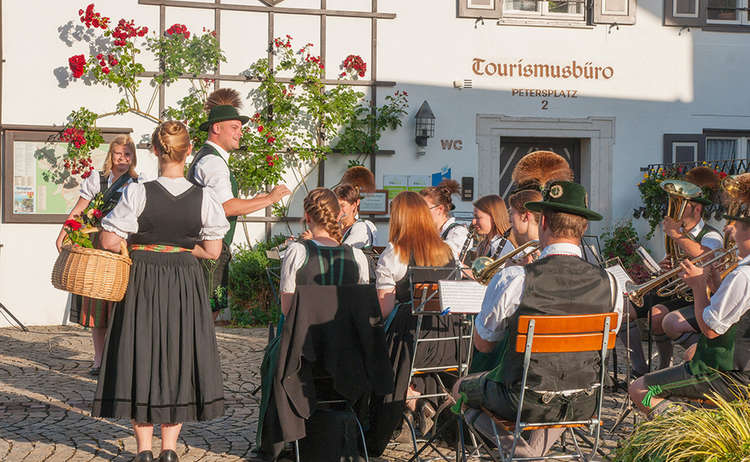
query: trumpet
[
  {"left": 626, "top": 246, "right": 737, "bottom": 307},
  {"left": 471, "top": 240, "right": 540, "bottom": 285}
]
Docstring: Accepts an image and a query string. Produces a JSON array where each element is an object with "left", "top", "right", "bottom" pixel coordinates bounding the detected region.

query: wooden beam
[
  {"left": 137, "top": 71, "right": 395, "bottom": 87},
  {"left": 138, "top": 0, "right": 396, "bottom": 19}
]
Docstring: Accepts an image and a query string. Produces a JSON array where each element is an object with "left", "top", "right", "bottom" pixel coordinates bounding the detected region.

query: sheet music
[
  {"left": 438, "top": 280, "right": 486, "bottom": 314},
  {"left": 605, "top": 263, "right": 633, "bottom": 293},
  {"left": 637, "top": 246, "right": 660, "bottom": 274}
]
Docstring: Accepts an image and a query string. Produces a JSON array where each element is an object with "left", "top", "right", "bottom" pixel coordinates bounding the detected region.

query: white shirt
[
  {"left": 192, "top": 141, "right": 234, "bottom": 204},
  {"left": 343, "top": 220, "right": 377, "bottom": 249},
  {"left": 79, "top": 170, "right": 138, "bottom": 201},
  {"left": 474, "top": 242, "right": 624, "bottom": 343},
  {"left": 440, "top": 217, "right": 470, "bottom": 261},
  {"left": 703, "top": 254, "right": 750, "bottom": 335},
  {"left": 687, "top": 219, "right": 723, "bottom": 251},
  {"left": 280, "top": 240, "right": 370, "bottom": 294},
  {"left": 101, "top": 177, "right": 230, "bottom": 241},
  {"left": 375, "top": 243, "right": 408, "bottom": 290}
]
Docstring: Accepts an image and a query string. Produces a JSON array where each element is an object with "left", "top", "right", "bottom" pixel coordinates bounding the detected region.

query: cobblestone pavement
[{"left": 0, "top": 325, "right": 637, "bottom": 461}]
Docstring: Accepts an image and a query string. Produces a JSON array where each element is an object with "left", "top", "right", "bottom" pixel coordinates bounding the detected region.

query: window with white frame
[
  {"left": 503, "top": 0, "right": 585, "bottom": 18},
  {"left": 706, "top": 137, "right": 750, "bottom": 161},
  {"left": 672, "top": 142, "right": 700, "bottom": 163},
  {"left": 707, "top": 0, "right": 750, "bottom": 23},
  {"left": 673, "top": 0, "right": 699, "bottom": 17}
]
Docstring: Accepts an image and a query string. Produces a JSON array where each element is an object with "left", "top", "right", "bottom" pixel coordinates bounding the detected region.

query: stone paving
[{"left": 0, "top": 325, "right": 638, "bottom": 461}]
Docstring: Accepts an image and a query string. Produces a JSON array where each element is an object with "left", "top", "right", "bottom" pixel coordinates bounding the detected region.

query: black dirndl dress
[{"left": 92, "top": 182, "right": 224, "bottom": 424}]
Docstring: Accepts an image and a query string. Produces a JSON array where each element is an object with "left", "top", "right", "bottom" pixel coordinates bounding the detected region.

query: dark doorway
[{"left": 498, "top": 137, "right": 581, "bottom": 199}]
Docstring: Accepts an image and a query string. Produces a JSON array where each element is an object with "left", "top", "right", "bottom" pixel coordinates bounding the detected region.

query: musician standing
[
  {"left": 187, "top": 89, "right": 290, "bottom": 320},
  {"left": 420, "top": 179, "right": 470, "bottom": 263},
  {"left": 453, "top": 181, "right": 623, "bottom": 458},
  {"left": 630, "top": 167, "right": 722, "bottom": 374},
  {"left": 629, "top": 172, "right": 750, "bottom": 415}
]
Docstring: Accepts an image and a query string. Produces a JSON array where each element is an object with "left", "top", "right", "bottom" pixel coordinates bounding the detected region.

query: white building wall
[{"left": 2, "top": 0, "right": 749, "bottom": 326}]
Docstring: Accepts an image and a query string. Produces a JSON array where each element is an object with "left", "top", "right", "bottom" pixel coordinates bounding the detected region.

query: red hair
[{"left": 389, "top": 191, "right": 452, "bottom": 266}]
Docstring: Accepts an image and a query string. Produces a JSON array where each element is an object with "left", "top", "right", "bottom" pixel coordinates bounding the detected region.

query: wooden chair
[{"left": 460, "top": 312, "right": 618, "bottom": 462}]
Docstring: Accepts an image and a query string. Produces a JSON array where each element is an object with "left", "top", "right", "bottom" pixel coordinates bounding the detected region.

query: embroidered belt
[{"left": 129, "top": 244, "right": 192, "bottom": 253}]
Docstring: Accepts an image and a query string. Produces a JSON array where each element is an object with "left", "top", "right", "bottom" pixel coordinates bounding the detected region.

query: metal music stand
[
  {"left": 609, "top": 293, "right": 637, "bottom": 434},
  {"left": 0, "top": 244, "right": 27, "bottom": 331}
]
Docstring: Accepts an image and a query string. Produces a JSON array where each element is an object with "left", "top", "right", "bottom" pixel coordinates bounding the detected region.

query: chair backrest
[
  {"left": 408, "top": 266, "right": 458, "bottom": 314},
  {"left": 413, "top": 282, "right": 442, "bottom": 312},
  {"left": 515, "top": 313, "right": 618, "bottom": 354}
]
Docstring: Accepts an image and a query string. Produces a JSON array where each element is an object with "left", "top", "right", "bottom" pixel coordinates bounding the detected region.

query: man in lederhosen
[
  {"left": 188, "top": 89, "right": 290, "bottom": 320},
  {"left": 452, "top": 181, "right": 623, "bottom": 458}
]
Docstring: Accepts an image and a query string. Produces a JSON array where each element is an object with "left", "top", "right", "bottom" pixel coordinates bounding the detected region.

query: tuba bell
[{"left": 661, "top": 179, "right": 703, "bottom": 267}]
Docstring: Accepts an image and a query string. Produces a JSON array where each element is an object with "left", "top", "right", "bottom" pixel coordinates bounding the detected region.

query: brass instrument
[
  {"left": 471, "top": 240, "right": 540, "bottom": 285},
  {"left": 655, "top": 245, "right": 737, "bottom": 299},
  {"left": 626, "top": 246, "right": 736, "bottom": 307},
  {"left": 661, "top": 179, "right": 703, "bottom": 267}
]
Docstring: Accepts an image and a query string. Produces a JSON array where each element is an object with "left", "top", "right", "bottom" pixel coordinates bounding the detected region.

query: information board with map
[{"left": 3, "top": 127, "right": 130, "bottom": 223}]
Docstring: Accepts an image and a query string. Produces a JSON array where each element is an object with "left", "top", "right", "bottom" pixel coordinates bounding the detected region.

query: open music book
[
  {"left": 438, "top": 280, "right": 486, "bottom": 314},
  {"left": 604, "top": 257, "right": 634, "bottom": 294}
]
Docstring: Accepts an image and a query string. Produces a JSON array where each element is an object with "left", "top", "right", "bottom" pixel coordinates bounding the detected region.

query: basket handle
[{"left": 120, "top": 240, "right": 129, "bottom": 259}]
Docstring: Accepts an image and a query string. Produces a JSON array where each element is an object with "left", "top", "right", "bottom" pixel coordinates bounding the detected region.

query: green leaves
[{"left": 147, "top": 30, "right": 225, "bottom": 86}]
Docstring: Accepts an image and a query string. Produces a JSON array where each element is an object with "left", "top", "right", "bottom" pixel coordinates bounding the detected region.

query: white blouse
[
  {"left": 440, "top": 218, "right": 470, "bottom": 261},
  {"left": 191, "top": 141, "right": 234, "bottom": 204},
  {"left": 343, "top": 220, "right": 377, "bottom": 248},
  {"left": 101, "top": 177, "right": 230, "bottom": 241},
  {"left": 279, "top": 240, "right": 370, "bottom": 294},
  {"left": 79, "top": 170, "right": 138, "bottom": 201}
]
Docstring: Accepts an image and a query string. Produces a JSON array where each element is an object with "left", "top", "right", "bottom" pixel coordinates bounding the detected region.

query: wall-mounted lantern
[{"left": 415, "top": 100, "right": 435, "bottom": 156}]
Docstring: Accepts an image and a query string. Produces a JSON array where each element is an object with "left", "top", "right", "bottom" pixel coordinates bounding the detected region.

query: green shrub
[
  {"left": 615, "top": 385, "right": 750, "bottom": 462},
  {"left": 228, "top": 234, "right": 287, "bottom": 327}
]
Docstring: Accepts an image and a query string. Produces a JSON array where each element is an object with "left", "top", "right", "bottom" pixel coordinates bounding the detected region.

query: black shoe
[
  {"left": 134, "top": 451, "right": 153, "bottom": 462},
  {"left": 158, "top": 450, "right": 179, "bottom": 462},
  {"left": 89, "top": 367, "right": 100, "bottom": 377}
]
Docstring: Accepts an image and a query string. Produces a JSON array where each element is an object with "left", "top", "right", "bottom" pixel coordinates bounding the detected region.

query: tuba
[
  {"left": 661, "top": 179, "right": 703, "bottom": 267},
  {"left": 471, "top": 240, "right": 540, "bottom": 285}
]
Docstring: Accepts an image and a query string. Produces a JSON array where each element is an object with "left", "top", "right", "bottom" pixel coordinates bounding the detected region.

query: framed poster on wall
[{"left": 2, "top": 126, "right": 133, "bottom": 224}]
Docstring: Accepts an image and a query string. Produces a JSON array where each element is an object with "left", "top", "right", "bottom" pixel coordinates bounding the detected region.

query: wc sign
[{"left": 440, "top": 139, "right": 463, "bottom": 151}]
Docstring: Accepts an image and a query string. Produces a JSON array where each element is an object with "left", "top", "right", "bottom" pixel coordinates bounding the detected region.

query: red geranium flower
[
  {"left": 92, "top": 209, "right": 103, "bottom": 219},
  {"left": 68, "top": 54, "right": 86, "bottom": 78},
  {"left": 64, "top": 219, "right": 82, "bottom": 231}
]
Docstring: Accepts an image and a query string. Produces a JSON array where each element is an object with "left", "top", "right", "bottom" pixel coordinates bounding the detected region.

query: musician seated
[
  {"left": 629, "top": 174, "right": 750, "bottom": 415},
  {"left": 420, "top": 179, "right": 469, "bottom": 263},
  {"left": 507, "top": 189, "right": 542, "bottom": 265},
  {"left": 257, "top": 188, "right": 371, "bottom": 457},
  {"left": 453, "top": 181, "right": 623, "bottom": 458},
  {"left": 333, "top": 184, "right": 377, "bottom": 250},
  {"left": 370, "top": 191, "right": 461, "bottom": 447},
  {"left": 629, "top": 168, "right": 723, "bottom": 375},
  {"left": 473, "top": 194, "right": 515, "bottom": 261}
]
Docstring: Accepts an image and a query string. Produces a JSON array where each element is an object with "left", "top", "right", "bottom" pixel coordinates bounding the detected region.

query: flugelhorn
[
  {"left": 626, "top": 246, "right": 735, "bottom": 307},
  {"left": 471, "top": 240, "right": 540, "bottom": 285},
  {"left": 661, "top": 179, "right": 703, "bottom": 266}
]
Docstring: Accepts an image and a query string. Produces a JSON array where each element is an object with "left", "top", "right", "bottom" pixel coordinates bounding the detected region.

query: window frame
[
  {"left": 2, "top": 125, "right": 133, "bottom": 224},
  {"left": 673, "top": 0, "right": 700, "bottom": 17},
  {"left": 706, "top": 136, "right": 750, "bottom": 159},
  {"left": 705, "top": 0, "right": 749, "bottom": 25}
]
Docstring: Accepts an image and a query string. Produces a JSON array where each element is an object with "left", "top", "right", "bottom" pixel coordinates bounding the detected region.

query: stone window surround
[{"left": 476, "top": 115, "right": 616, "bottom": 234}]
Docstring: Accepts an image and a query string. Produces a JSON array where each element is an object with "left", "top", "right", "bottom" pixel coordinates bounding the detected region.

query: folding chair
[
  {"left": 460, "top": 312, "right": 618, "bottom": 462},
  {"left": 402, "top": 266, "right": 473, "bottom": 461}
]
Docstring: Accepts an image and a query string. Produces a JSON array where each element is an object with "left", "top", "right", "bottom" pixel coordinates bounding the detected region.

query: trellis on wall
[{"left": 137, "top": 0, "right": 397, "bottom": 236}]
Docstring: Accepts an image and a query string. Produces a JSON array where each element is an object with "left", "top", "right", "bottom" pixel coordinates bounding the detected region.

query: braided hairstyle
[
  {"left": 151, "top": 121, "right": 191, "bottom": 162},
  {"left": 419, "top": 179, "right": 460, "bottom": 215},
  {"left": 303, "top": 188, "right": 342, "bottom": 243}
]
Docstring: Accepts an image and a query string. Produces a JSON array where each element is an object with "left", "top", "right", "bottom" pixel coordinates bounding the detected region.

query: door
[{"left": 498, "top": 137, "right": 581, "bottom": 199}]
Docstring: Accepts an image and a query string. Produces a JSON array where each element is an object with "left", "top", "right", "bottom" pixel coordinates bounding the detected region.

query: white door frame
[{"left": 476, "top": 114, "right": 616, "bottom": 234}]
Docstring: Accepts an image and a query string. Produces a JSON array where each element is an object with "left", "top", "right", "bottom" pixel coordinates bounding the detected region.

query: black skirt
[{"left": 92, "top": 250, "right": 225, "bottom": 424}]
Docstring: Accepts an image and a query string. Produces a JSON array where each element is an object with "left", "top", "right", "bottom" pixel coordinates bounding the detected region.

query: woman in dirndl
[
  {"left": 55, "top": 135, "right": 140, "bottom": 376},
  {"left": 94, "top": 121, "right": 228, "bottom": 462},
  {"left": 472, "top": 194, "right": 515, "bottom": 260}
]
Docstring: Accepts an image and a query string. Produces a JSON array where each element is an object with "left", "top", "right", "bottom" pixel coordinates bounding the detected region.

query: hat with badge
[
  {"left": 199, "top": 88, "right": 250, "bottom": 131},
  {"left": 524, "top": 181, "right": 603, "bottom": 221}
]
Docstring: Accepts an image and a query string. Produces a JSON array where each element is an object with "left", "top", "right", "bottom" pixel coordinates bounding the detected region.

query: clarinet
[
  {"left": 457, "top": 225, "right": 477, "bottom": 265},
  {"left": 491, "top": 228, "right": 513, "bottom": 260}
]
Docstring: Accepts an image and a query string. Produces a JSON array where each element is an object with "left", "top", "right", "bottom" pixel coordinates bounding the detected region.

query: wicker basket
[{"left": 51, "top": 241, "right": 132, "bottom": 302}]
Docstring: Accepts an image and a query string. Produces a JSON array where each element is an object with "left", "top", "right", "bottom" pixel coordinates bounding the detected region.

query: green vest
[{"left": 187, "top": 143, "right": 238, "bottom": 247}]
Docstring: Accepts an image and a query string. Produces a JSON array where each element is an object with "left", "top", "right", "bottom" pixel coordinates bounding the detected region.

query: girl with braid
[{"left": 94, "top": 121, "right": 229, "bottom": 462}]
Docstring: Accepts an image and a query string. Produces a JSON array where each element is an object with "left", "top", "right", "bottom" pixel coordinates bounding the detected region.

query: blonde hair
[
  {"left": 389, "top": 191, "right": 453, "bottom": 266},
  {"left": 474, "top": 194, "right": 516, "bottom": 254},
  {"left": 304, "top": 188, "right": 342, "bottom": 243},
  {"left": 102, "top": 134, "right": 138, "bottom": 178},
  {"left": 151, "top": 121, "right": 191, "bottom": 162}
]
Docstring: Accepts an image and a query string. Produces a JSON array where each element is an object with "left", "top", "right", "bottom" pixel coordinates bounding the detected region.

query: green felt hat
[
  {"left": 525, "top": 181, "right": 603, "bottom": 221},
  {"left": 690, "top": 194, "right": 713, "bottom": 207},
  {"left": 199, "top": 105, "right": 250, "bottom": 131}
]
